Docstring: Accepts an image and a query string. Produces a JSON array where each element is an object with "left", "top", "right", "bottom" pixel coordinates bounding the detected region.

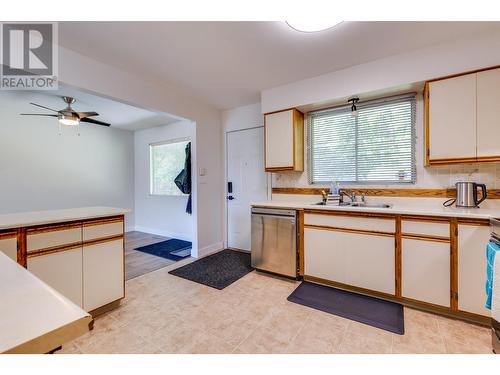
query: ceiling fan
[{"left": 20, "top": 96, "right": 111, "bottom": 127}]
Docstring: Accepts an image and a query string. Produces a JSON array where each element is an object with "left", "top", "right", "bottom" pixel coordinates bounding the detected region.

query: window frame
[
  {"left": 307, "top": 94, "right": 416, "bottom": 185},
  {"left": 149, "top": 137, "right": 191, "bottom": 197}
]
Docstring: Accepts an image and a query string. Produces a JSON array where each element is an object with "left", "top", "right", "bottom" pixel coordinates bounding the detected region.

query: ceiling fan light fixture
[
  {"left": 58, "top": 114, "right": 80, "bottom": 126},
  {"left": 286, "top": 20, "right": 343, "bottom": 33}
]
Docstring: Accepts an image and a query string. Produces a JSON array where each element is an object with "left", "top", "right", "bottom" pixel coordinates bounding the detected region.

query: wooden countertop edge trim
[
  {"left": 2, "top": 315, "right": 92, "bottom": 354},
  {"left": 272, "top": 187, "right": 500, "bottom": 199}
]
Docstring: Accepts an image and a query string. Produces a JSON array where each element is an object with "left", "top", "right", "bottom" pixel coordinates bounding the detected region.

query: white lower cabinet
[
  {"left": 83, "top": 239, "right": 124, "bottom": 311},
  {"left": 304, "top": 228, "right": 395, "bottom": 295},
  {"left": 458, "top": 224, "right": 491, "bottom": 317},
  {"left": 27, "top": 248, "right": 83, "bottom": 307},
  {"left": 402, "top": 238, "right": 450, "bottom": 307}
]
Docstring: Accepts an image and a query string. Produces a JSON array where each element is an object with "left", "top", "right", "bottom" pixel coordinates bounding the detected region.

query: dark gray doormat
[
  {"left": 168, "top": 249, "right": 253, "bottom": 289},
  {"left": 134, "top": 239, "right": 192, "bottom": 261},
  {"left": 288, "top": 282, "right": 404, "bottom": 335}
]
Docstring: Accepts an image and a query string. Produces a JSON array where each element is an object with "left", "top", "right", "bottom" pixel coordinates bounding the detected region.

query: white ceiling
[
  {"left": 0, "top": 86, "right": 180, "bottom": 131},
  {"left": 59, "top": 21, "right": 500, "bottom": 110}
]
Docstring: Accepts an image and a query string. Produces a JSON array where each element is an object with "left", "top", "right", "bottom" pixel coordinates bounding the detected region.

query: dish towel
[
  {"left": 486, "top": 240, "right": 500, "bottom": 309},
  {"left": 492, "top": 251, "right": 500, "bottom": 321}
]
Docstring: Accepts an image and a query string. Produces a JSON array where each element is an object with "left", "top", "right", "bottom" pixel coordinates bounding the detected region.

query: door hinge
[{"left": 452, "top": 292, "right": 458, "bottom": 300}]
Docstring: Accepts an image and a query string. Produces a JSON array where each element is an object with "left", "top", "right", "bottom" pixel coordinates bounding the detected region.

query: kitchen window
[
  {"left": 308, "top": 94, "right": 416, "bottom": 184},
  {"left": 150, "top": 139, "right": 190, "bottom": 196}
]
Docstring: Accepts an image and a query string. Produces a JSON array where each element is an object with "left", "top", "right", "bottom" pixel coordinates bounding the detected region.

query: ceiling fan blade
[
  {"left": 29, "top": 103, "right": 60, "bottom": 112},
  {"left": 80, "top": 117, "right": 111, "bottom": 127},
  {"left": 74, "top": 111, "right": 99, "bottom": 119},
  {"left": 20, "top": 113, "right": 58, "bottom": 117}
]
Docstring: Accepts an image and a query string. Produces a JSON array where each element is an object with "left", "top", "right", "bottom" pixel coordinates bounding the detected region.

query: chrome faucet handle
[
  {"left": 361, "top": 193, "right": 366, "bottom": 202},
  {"left": 350, "top": 192, "right": 356, "bottom": 202}
]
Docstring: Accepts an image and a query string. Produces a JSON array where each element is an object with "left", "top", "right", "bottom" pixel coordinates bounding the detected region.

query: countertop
[
  {"left": 0, "top": 206, "right": 131, "bottom": 230},
  {"left": 0, "top": 252, "right": 92, "bottom": 353},
  {"left": 252, "top": 201, "right": 500, "bottom": 220}
]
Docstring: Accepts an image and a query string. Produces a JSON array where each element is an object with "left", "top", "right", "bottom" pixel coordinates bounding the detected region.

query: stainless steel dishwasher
[{"left": 251, "top": 207, "right": 298, "bottom": 278}]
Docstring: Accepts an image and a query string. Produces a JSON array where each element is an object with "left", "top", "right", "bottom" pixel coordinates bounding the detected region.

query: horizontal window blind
[{"left": 308, "top": 94, "right": 416, "bottom": 184}]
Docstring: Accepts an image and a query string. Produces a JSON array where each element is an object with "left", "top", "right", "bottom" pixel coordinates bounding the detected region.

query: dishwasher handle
[{"left": 251, "top": 207, "right": 296, "bottom": 217}]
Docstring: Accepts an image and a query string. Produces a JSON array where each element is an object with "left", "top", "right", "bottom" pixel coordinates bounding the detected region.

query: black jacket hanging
[{"left": 174, "top": 142, "right": 192, "bottom": 214}]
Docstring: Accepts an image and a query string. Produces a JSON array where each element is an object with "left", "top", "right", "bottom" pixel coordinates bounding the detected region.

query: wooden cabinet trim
[
  {"left": 82, "top": 216, "right": 124, "bottom": 227},
  {"left": 273, "top": 187, "right": 500, "bottom": 199},
  {"left": 457, "top": 218, "right": 491, "bottom": 226},
  {"left": 83, "top": 234, "right": 124, "bottom": 247},
  {"left": 26, "top": 221, "right": 82, "bottom": 235},
  {"left": 450, "top": 218, "right": 459, "bottom": 311},
  {"left": 395, "top": 215, "right": 402, "bottom": 298},
  {"left": 304, "top": 223, "right": 394, "bottom": 238},
  {"left": 27, "top": 243, "right": 82, "bottom": 258},
  {"left": 17, "top": 228, "right": 26, "bottom": 267},
  {"left": 298, "top": 210, "right": 304, "bottom": 277},
  {"left": 401, "top": 233, "right": 450, "bottom": 243},
  {"left": 424, "top": 82, "right": 430, "bottom": 166},
  {"left": 0, "top": 230, "right": 17, "bottom": 240}
]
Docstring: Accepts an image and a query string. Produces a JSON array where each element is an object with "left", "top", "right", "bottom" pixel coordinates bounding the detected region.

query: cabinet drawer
[
  {"left": 0, "top": 236, "right": 17, "bottom": 261},
  {"left": 83, "top": 220, "right": 123, "bottom": 241},
  {"left": 305, "top": 213, "right": 395, "bottom": 233},
  {"left": 27, "top": 247, "right": 83, "bottom": 307},
  {"left": 402, "top": 238, "right": 450, "bottom": 307},
  {"left": 402, "top": 220, "right": 450, "bottom": 238},
  {"left": 83, "top": 238, "right": 124, "bottom": 311},
  {"left": 27, "top": 226, "right": 82, "bottom": 252}
]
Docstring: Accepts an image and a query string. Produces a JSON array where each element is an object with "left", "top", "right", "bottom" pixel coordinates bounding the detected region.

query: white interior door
[{"left": 227, "top": 127, "right": 267, "bottom": 251}]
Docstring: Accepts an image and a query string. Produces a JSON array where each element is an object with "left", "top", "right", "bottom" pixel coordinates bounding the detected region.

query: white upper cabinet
[
  {"left": 477, "top": 68, "right": 500, "bottom": 159},
  {"left": 264, "top": 109, "right": 304, "bottom": 172},
  {"left": 426, "top": 66, "right": 500, "bottom": 165},
  {"left": 427, "top": 73, "right": 477, "bottom": 162}
]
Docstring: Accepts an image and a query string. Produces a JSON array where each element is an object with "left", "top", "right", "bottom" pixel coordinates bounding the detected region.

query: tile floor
[{"left": 59, "top": 259, "right": 493, "bottom": 354}]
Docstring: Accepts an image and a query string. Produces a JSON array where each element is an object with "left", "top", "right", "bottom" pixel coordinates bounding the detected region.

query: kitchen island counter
[{"left": 0, "top": 252, "right": 91, "bottom": 354}]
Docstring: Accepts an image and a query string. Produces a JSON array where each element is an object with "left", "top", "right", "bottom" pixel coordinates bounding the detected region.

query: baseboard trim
[
  {"left": 132, "top": 226, "right": 192, "bottom": 242},
  {"left": 197, "top": 241, "right": 224, "bottom": 258}
]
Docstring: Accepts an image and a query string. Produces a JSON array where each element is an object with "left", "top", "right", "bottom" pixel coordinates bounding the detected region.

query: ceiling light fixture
[
  {"left": 286, "top": 20, "right": 343, "bottom": 33},
  {"left": 58, "top": 114, "right": 80, "bottom": 126},
  {"left": 348, "top": 97, "right": 360, "bottom": 118}
]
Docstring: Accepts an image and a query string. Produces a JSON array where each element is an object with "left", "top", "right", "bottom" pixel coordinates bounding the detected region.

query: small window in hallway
[{"left": 150, "top": 139, "right": 190, "bottom": 196}]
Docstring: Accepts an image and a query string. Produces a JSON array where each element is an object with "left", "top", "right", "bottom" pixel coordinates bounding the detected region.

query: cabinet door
[
  {"left": 304, "top": 228, "right": 395, "bottom": 295},
  {"left": 477, "top": 68, "right": 500, "bottom": 159},
  {"left": 265, "top": 110, "right": 294, "bottom": 169},
  {"left": 27, "top": 248, "right": 83, "bottom": 307},
  {"left": 83, "top": 239, "right": 124, "bottom": 311},
  {"left": 304, "top": 228, "right": 348, "bottom": 284},
  {"left": 402, "top": 238, "right": 450, "bottom": 307},
  {"left": 458, "top": 224, "right": 490, "bottom": 316},
  {"left": 0, "top": 236, "right": 17, "bottom": 262},
  {"left": 428, "top": 73, "right": 477, "bottom": 161}
]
